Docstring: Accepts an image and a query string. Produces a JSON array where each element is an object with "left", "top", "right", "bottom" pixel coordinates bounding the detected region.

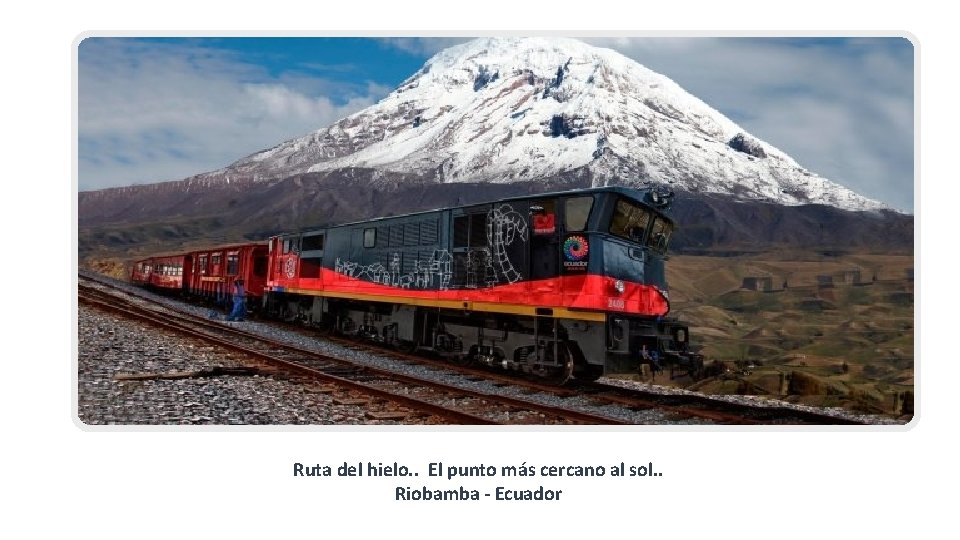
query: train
[
  {"left": 131, "top": 243, "right": 269, "bottom": 307},
  {"left": 130, "top": 186, "right": 702, "bottom": 383},
  {"left": 263, "top": 186, "right": 702, "bottom": 382}
]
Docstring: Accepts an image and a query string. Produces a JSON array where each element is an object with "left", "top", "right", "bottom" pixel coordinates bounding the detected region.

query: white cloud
[
  {"left": 79, "top": 39, "right": 388, "bottom": 190},
  {"left": 376, "top": 37, "right": 471, "bottom": 56},
  {"left": 583, "top": 37, "right": 915, "bottom": 211}
]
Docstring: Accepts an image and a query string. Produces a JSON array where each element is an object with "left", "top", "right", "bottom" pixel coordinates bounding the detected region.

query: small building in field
[
  {"left": 741, "top": 276, "right": 774, "bottom": 292},
  {"left": 839, "top": 268, "right": 862, "bottom": 285}
]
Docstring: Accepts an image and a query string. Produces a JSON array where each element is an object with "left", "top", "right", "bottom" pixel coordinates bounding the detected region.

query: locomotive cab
[{"left": 595, "top": 192, "right": 702, "bottom": 376}]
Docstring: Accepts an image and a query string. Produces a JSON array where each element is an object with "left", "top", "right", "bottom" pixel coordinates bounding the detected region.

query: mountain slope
[{"left": 192, "top": 37, "right": 886, "bottom": 212}]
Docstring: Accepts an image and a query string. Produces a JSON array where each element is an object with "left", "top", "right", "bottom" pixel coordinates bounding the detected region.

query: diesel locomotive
[{"left": 263, "top": 186, "right": 702, "bottom": 382}]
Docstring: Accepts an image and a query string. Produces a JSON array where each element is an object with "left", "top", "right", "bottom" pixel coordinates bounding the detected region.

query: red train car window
[{"left": 227, "top": 253, "right": 239, "bottom": 275}]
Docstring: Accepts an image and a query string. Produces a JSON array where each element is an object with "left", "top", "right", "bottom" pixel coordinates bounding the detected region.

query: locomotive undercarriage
[
  {"left": 605, "top": 315, "right": 704, "bottom": 377},
  {"left": 265, "top": 292, "right": 598, "bottom": 382},
  {"left": 264, "top": 292, "right": 701, "bottom": 383}
]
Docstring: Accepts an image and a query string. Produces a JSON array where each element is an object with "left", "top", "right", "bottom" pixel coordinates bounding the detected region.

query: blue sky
[{"left": 77, "top": 36, "right": 914, "bottom": 211}]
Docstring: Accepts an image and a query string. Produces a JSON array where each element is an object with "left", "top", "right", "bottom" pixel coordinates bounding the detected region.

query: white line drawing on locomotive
[
  {"left": 465, "top": 249, "right": 487, "bottom": 289},
  {"left": 432, "top": 250, "right": 454, "bottom": 289},
  {"left": 486, "top": 204, "right": 528, "bottom": 284},
  {"left": 334, "top": 258, "right": 359, "bottom": 277},
  {"left": 336, "top": 249, "right": 453, "bottom": 290},
  {"left": 332, "top": 203, "right": 525, "bottom": 290}
]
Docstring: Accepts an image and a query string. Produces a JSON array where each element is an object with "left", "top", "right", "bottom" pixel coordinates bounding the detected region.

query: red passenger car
[
  {"left": 147, "top": 253, "right": 191, "bottom": 292},
  {"left": 187, "top": 243, "right": 269, "bottom": 307},
  {"left": 130, "top": 258, "right": 153, "bottom": 286}
]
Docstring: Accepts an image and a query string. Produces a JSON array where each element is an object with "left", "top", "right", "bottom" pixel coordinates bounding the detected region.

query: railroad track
[
  {"left": 306, "top": 331, "right": 867, "bottom": 425},
  {"left": 573, "top": 381, "right": 866, "bottom": 425},
  {"left": 78, "top": 271, "right": 871, "bottom": 425},
  {"left": 79, "top": 276, "right": 628, "bottom": 425}
]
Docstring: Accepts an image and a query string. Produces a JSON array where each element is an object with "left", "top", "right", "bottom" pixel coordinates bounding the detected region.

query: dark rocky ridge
[{"left": 79, "top": 170, "right": 913, "bottom": 260}]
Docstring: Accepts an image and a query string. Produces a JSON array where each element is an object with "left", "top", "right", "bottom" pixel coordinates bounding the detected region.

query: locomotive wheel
[
  {"left": 312, "top": 317, "right": 335, "bottom": 335},
  {"left": 451, "top": 354, "right": 474, "bottom": 366},
  {"left": 396, "top": 340, "right": 417, "bottom": 354},
  {"left": 544, "top": 346, "right": 574, "bottom": 385}
]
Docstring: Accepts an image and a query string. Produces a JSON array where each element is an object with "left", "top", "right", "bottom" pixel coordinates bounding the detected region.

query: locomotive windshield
[
  {"left": 609, "top": 197, "right": 653, "bottom": 243},
  {"left": 647, "top": 216, "right": 674, "bottom": 254},
  {"left": 608, "top": 197, "right": 673, "bottom": 253}
]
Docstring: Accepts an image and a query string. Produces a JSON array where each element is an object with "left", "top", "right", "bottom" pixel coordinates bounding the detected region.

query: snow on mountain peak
[{"left": 224, "top": 37, "right": 888, "bottom": 212}]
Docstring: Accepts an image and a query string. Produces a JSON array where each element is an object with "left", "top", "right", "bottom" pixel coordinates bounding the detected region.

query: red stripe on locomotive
[{"left": 268, "top": 267, "right": 668, "bottom": 317}]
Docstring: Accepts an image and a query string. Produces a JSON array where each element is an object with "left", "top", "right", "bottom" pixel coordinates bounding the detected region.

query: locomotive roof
[{"left": 286, "top": 185, "right": 669, "bottom": 235}]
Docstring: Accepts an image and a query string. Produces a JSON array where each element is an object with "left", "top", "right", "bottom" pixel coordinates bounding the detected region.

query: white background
[{"left": 3, "top": 2, "right": 949, "bottom": 538}]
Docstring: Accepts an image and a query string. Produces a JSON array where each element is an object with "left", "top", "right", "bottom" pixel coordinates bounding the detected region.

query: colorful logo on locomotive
[
  {"left": 563, "top": 235, "right": 589, "bottom": 270},
  {"left": 564, "top": 235, "right": 589, "bottom": 261}
]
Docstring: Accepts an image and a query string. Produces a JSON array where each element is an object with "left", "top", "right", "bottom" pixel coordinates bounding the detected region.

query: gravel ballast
[{"left": 78, "top": 304, "right": 402, "bottom": 425}]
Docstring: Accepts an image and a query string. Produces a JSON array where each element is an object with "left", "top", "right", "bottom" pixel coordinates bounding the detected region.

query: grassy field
[{"left": 664, "top": 252, "right": 914, "bottom": 416}]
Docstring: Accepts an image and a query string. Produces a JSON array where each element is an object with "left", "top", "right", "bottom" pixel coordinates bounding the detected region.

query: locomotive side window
[
  {"left": 609, "top": 198, "right": 653, "bottom": 243},
  {"left": 565, "top": 196, "right": 593, "bottom": 231},
  {"left": 363, "top": 228, "right": 376, "bottom": 248},
  {"left": 198, "top": 255, "right": 207, "bottom": 274},
  {"left": 647, "top": 217, "right": 674, "bottom": 254},
  {"left": 302, "top": 234, "right": 325, "bottom": 251}
]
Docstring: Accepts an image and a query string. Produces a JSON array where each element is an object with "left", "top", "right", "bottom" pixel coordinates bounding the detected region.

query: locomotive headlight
[
  {"left": 614, "top": 280, "right": 625, "bottom": 294},
  {"left": 657, "top": 286, "right": 669, "bottom": 300}
]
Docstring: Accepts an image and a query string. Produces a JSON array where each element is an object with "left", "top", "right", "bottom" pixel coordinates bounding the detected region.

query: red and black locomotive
[{"left": 262, "top": 186, "right": 702, "bottom": 382}]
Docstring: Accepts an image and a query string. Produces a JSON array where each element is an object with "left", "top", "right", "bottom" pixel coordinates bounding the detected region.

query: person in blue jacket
[{"left": 227, "top": 279, "right": 246, "bottom": 321}]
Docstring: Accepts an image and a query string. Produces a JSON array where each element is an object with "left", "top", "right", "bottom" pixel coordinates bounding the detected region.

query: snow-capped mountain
[{"left": 194, "top": 37, "right": 885, "bottom": 212}]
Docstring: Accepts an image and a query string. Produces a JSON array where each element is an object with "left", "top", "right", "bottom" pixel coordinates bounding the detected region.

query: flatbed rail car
[{"left": 264, "top": 186, "right": 702, "bottom": 382}]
